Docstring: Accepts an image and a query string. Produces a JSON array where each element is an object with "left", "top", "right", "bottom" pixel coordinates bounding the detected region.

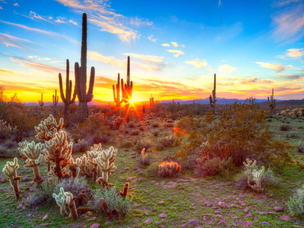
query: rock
[
  {"left": 214, "top": 209, "right": 222, "bottom": 213},
  {"left": 168, "top": 198, "right": 172, "bottom": 201},
  {"left": 218, "top": 202, "right": 226, "bottom": 208},
  {"left": 204, "top": 201, "right": 212, "bottom": 207},
  {"left": 261, "top": 221, "right": 271, "bottom": 225},
  {"left": 279, "top": 215, "right": 293, "bottom": 221},
  {"left": 158, "top": 201, "right": 165, "bottom": 205},
  {"left": 90, "top": 223, "right": 101, "bottom": 228},
  {"left": 159, "top": 213, "right": 167, "bottom": 218},
  {"left": 274, "top": 206, "right": 284, "bottom": 212},
  {"left": 144, "top": 218, "right": 153, "bottom": 224},
  {"left": 41, "top": 214, "right": 48, "bottom": 221},
  {"left": 238, "top": 200, "right": 245, "bottom": 206},
  {"left": 150, "top": 193, "right": 155, "bottom": 196},
  {"left": 40, "top": 223, "right": 52, "bottom": 226},
  {"left": 239, "top": 221, "right": 253, "bottom": 227},
  {"left": 87, "top": 217, "right": 97, "bottom": 221},
  {"left": 180, "top": 224, "right": 189, "bottom": 228},
  {"left": 188, "top": 219, "right": 200, "bottom": 225},
  {"left": 244, "top": 207, "right": 250, "bottom": 213},
  {"left": 245, "top": 213, "right": 252, "bottom": 217}
]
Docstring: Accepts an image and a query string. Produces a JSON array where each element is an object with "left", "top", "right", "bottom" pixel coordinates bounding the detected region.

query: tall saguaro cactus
[
  {"left": 209, "top": 73, "right": 217, "bottom": 114},
  {"left": 75, "top": 13, "right": 95, "bottom": 122},
  {"left": 59, "top": 59, "right": 76, "bottom": 125},
  {"left": 122, "top": 56, "right": 133, "bottom": 104},
  {"left": 268, "top": 88, "right": 276, "bottom": 115},
  {"left": 112, "top": 73, "right": 122, "bottom": 114},
  {"left": 38, "top": 93, "right": 44, "bottom": 110}
]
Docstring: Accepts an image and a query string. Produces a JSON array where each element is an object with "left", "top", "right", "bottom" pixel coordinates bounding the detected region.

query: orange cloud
[
  {"left": 218, "top": 64, "right": 236, "bottom": 73},
  {"left": 161, "top": 43, "right": 170, "bottom": 47},
  {"left": 185, "top": 59, "right": 207, "bottom": 68},
  {"left": 88, "top": 51, "right": 125, "bottom": 68},
  {"left": 167, "top": 50, "right": 185, "bottom": 57},
  {"left": 286, "top": 48, "right": 304, "bottom": 58},
  {"left": 255, "top": 62, "right": 292, "bottom": 72}
]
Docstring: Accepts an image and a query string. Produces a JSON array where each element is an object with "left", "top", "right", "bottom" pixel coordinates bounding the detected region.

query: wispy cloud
[
  {"left": 123, "top": 53, "right": 167, "bottom": 71},
  {"left": 161, "top": 43, "right": 170, "bottom": 47},
  {"left": 29, "top": 11, "right": 50, "bottom": 22},
  {"left": 0, "top": 69, "right": 15, "bottom": 74},
  {"left": 69, "top": 19, "right": 77, "bottom": 26},
  {"left": 185, "top": 59, "right": 207, "bottom": 68},
  {"left": 255, "top": 62, "right": 292, "bottom": 72},
  {"left": 218, "top": 64, "right": 236, "bottom": 73},
  {"left": 286, "top": 48, "right": 304, "bottom": 58},
  {"left": 271, "top": 3, "right": 304, "bottom": 42},
  {"left": 167, "top": 50, "right": 185, "bottom": 57},
  {"left": 10, "top": 57, "right": 64, "bottom": 73},
  {"left": 273, "top": 0, "right": 301, "bottom": 7},
  {"left": 88, "top": 51, "right": 125, "bottom": 68},
  {"left": 0, "top": 6, "right": 3, "bottom": 9},
  {"left": 129, "top": 17, "right": 153, "bottom": 26},
  {"left": 55, "top": 0, "right": 139, "bottom": 42},
  {"left": 148, "top": 35, "right": 157, "bottom": 42},
  {"left": 0, "top": 33, "right": 32, "bottom": 49},
  {"left": 55, "top": 17, "right": 66, "bottom": 23},
  {"left": 171, "top": 42, "right": 178, "bottom": 47},
  {"left": 13, "top": 3, "right": 19, "bottom": 7},
  {"left": 0, "top": 20, "right": 78, "bottom": 43}
]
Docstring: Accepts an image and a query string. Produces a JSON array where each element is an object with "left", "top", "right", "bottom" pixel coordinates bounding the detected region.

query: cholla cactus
[
  {"left": 53, "top": 187, "right": 68, "bottom": 217},
  {"left": 243, "top": 158, "right": 265, "bottom": 193},
  {"left": 67, "top": 157, "right": 81, "bottom": 178},
  {"left": 35, "top": 114, "right": 64, "bottom": 141},
  {"left": 140, "top": 148, "right": 149, "bottom": 166},
  {"left": 44, "top": 130, "right": 73, "bottom": 179},
  {"left": 18, "top": 141, "right": 44, "bottom": 188},
  {"left": 64, "top": 191, "right": 78, "bottom": 220},
  {"left": 158, "top": 161, "right": 182, "bottom": 178},
  {"left": 2, "top": 157, "right": 21, "bottom": 199},
  {"left": 94, "top": 146, "right": 117, "bottom": 185},
  {"left": 87, "top": 144, "right": 102, "bottom": 182},
  {"left": 0, "top": 119, "right": 17, "bottom": 139}
]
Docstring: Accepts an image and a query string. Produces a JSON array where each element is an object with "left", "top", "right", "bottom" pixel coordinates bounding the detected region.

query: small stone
[
  {"left": 279, "top": 215, "right": 293, "bottom": 221},
  {"left": 214, "top": 209, "right": 222, "bottom": 213},
  {"left": 188, "top": 219, "right": 200, "bottom": 225},
  {"left": 239, "top": 221, "right": 253, "bottom": 227},
  {"left": 218, "top": 202, "right": 226, "bottom": 208},
  {"left": 238, "top": 200, "right": 245, "bottom": 206},
  {"left": 261, "top": 221, "right": 271, "bottom": 225},
  {"left": 244, "top": 207, "right": 250, "bottom": 213},
  {"left": 180, "top": 224, "right": 189, "bottom": 228},
  {"left": 158, "top": 201, "right": 165, "bottom": 205},
  {"left": 150, "top": 193, "right": 155, "bottom": 196},
  {"left": 27, "top": 214, "right": 31, "bottom": 217},
  {"left": 159, "top": 213, "right": 167, "bottom": 218},
  {"left": 217, "top": 221, "right": 226, "bottom": 226},
  {"left": 87, "top": 217, "right": 97, "bottom": 221},
  {"left": 90, "top": 223, "right": 101, "bottom": 228},
  {"left": 245, "top": 213, "right": 252, "bottom": 217},
  {"left": 144, "top": 212, "right": 149, "bottom": 215},
  {"left": 41, "top": 214, "right": 48, "bottom": 221},
  {"left": 274, "top": 206, "right": 284, "bottom": 212},
  {"left": 168, "top": 198, "right": 172, "bottom": 201},
  {"left": 40, "top": 223, "right": 52, "bottom": 226},
  {"left": 204, "top": 201, "right": 212, "bottom": 207},
  {"left": 144, "top": 218, "right": 153, "bottom": 224},
  {"left": 159, "top": 226, "right": 165, "bottom": 228}
]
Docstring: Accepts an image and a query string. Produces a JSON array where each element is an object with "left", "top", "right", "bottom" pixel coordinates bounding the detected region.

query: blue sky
[{"left": 0, "top": 0, "right": 303, "bottom": 102}]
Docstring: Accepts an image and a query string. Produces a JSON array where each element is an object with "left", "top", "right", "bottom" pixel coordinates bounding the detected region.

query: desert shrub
[
  {"left": 26, "top": 178, "right": 57, "bottom": 207},
  {"left": 175, "top": 104, "right": 293, "bottom": 168},
  {"left": 54, "top": 177, "right": 88, "bottom": 197},
  {"left": 164, "top": 122, "right": 174, "bottom": 128},
  {"left": 73, "top": 139, "right": 89, "bottom": 153},
  {"left": 127, "top": 121, "right": 136, "bottom": 128},
  {"left": 139, "top": 149, "right": 151, "bottom": 166},
  {"left": 279, "top": 124, "right": 292, "bottom": 131},
  {"left": 139, "top": 126, "right": 145, "bottom": 131},
  {"left": 90, "top": 186, "right": 131, "bottom": 217},
  {"left": 145, "top": 162, "right": 159, "bottom": 177},
  {"left": 196, "top": 156, "right": 234, "bottom": 176},
  {"left": 120, "top": 139, "right": 134, "bottom": 148},
  {"left": 124, "top": 129, "right": 129, "bottom": 134},
  {"left": 0, "top": 146, "right": 19, "bottom": 158},
  {"left": 151, "top": 122, "right": 160, "bottom": 128},
  {"left": 152, "top": 130, "right": 160, "bottom": 137},
  {"left": 0, "top": 119, "right": 17, "bottom": 140},
  {"left": 158, "top": 159, "right": 182, "bottom": 178},
  {"left": 286, "top": 184, "right": 304, "bottom": 216},
  {"left": 297, "top": 140, "right": 304, "bottom": 153},
  {"left": 286, "top": 131, "right": 300, "bottom": 139},
  {"left": 135, "top": 138, "right": 153, "bottom": 151},
  {"left": 129, "top": 130, "right": 140, "bottom": 136}
]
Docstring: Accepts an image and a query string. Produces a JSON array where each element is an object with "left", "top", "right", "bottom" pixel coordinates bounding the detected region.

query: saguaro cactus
[
  {"left": 112, "top": 73, "right": 122, "bottom": 115},
  {"left": 75, "top": 13, "right": 95, "bottom": 123},
  {"left": 268, "top": 88, "right": 276, "bottom": 115},
  {"left": 38, "top": 93, "right": 44, "bottom": 110},
  {"left": 59, "top": 59, "right": 77, "bottom": 125},
  {"left": 150, "top": 95, "right": 154, "bottom": 108},
  {"left": 209, "top": 73, "right": 217, "bottom": 114},
  {"left": 2, "top": 157, "right": 21, "bottom": 199},
  {"left": 122, "top": 56, "right": 133, "bottom": 104},
  {"left": 53, "top": 89, "right": 59, "bottom": 107},
  {"left": 18, "top": 141, "right": 44, "bottom": 188}
]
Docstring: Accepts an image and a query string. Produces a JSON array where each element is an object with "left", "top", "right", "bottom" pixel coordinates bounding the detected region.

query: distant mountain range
[{"left": 24, "top": 97, "right": 304, "bottom": 106}]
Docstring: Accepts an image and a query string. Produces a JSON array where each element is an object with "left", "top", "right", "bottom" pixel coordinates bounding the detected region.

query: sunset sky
[{"left": 0, "top": 0, "right": 303, "bottom": 103}]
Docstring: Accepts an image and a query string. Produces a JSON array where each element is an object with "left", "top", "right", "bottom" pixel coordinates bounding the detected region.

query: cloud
[
  {"left": 0, "top": 33, "right": 32, "bottom": 49},
  {"left": 185, "top": 59, "right": 207, "bottom": 68},
  {"left": 69, "top": 19, "right": 77, "bottom": 25},
  {"left": 255, "top": 62, "right": 292, "bottom": 72},
  {"left": 166, "top": 50, "right": 185, "bottom": 57},
  {"left": 55, "top": 0, "right": 139, "bottom": 42},
  {"left": 161, "top": 43, "right": 170, "bottom": 47},
  {"left": 129, "top": 17, "right": 153, "bottom": 26},
  {"left": 273, "top": 0, "right": 300, "bottom": 7},
  {"left": 9, "top": 57, "right": 64, "bottom": 73},
  {"left": 88, "top": 51, "right": 125, "bottom": 68},
  {"left": 123, "top": 53, "right": 167, "bottom": 71},
  {"left": 271, "top": 3, "right": 304, "bottom": 42},
  {"left": 0, "top": 69, "right": 15, "bottom": 74},
  {"left": 29, "top": 11, "right": 50, "bottom": 22},
  {"left": 277, "top": 73, "right": 304, "bottom": 80},
  {"left": 148, "top": 35, "right": 157, "bottom": 42},
  {"left": 171, "top": 42, "right": 178, "bottom": 47},
  {"left": 123, "top": 53, "right": 165, "bottom": 64},
  {"left": 13, "top": 3, "right": 19, "bottom": 6},
  {"left": 286, "top": 48, "right": 304, "bottom": 58},
  {"left": 218, "top": 64, "right": 236, "bottom": 72},
  {"left": 0, "top": 20, "right": 78, "bottom": 43},
  {"left": 55, "top": 17, "right": 66, "bottom": 23},
  {"left": 0, "top": 6, "right": 3, "bottom": 9}
]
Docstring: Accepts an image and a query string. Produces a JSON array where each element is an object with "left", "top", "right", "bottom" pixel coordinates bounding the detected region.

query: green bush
[
  {"left": 196, "top": 156, "right": 234, "bottom": 176},
  {"left": 135, "top": 138, "right": 153, "bottom": 151},
  {"left": 90, "top": 186, "right": 131, "bottom": 217},
  {"left": 120, "top": 139, "right": 134, "bottom": 148},
  {"left": 286, "top": 184, "right": 304, "bottom": 216},
  {"left": 279, "top": 124, "right": 292, "bottom": 131}
]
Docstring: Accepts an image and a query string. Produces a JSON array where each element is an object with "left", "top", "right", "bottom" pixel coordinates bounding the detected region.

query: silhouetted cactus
[
  {"left": 268, "top": 88, "right": 276, "bottom": 115},
  {"left": 150, "top": 95, "right": 154, "bottom": 108},
  {"left": 59, "top": 59, "right": 76, "bottom": 125},
  {"left": 38, "top": 93, "right": 44, "bottom": 110},
  {"left": 53, "top": 89, "right": 59, "bottom": 107},
  {"left": 75, "top": 13, "right": 95, "bottom": 122},
  {"left": 112, "top": 73, "right": 122, "bottom": 115},
  {"left": 122, "top": 56, "right": 133, "bottom": 104},
  {"left": 209, "top": 73, "right": 217, "bottom": 114}
]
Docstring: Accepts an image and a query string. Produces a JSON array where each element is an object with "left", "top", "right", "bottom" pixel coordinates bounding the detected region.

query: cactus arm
[
  {"left": 2, "top": 157, "right": 21, "bottom": 199},
  {"left": 86, "top": 66, "right": 95, "bottom": 102}
]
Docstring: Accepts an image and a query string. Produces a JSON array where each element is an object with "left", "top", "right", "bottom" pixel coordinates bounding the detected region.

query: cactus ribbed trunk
[{"left": 32, "top": 165, "right": 43, "bottom": 189}]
